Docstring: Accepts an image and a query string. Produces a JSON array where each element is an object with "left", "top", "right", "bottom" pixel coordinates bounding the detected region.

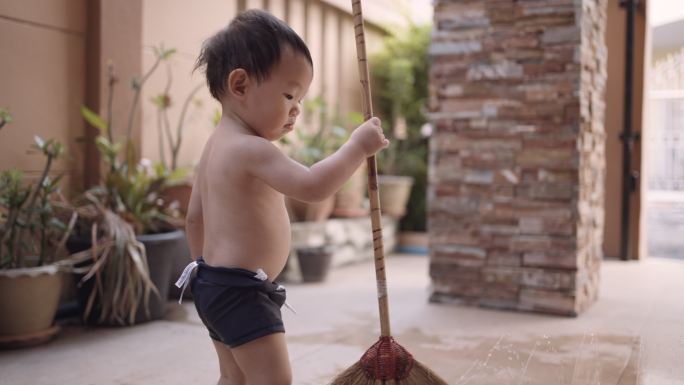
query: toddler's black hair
[{"left": 195, "top": 9, "right": 313, "bottom": 100}]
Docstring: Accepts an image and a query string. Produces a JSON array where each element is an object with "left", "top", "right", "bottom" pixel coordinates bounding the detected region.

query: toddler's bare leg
[
  {"left": 212, "top": 339, "right": 246, "bottom": 385},
  {"left": 230, "top": 333, "right": 292, "bottom": 385}
]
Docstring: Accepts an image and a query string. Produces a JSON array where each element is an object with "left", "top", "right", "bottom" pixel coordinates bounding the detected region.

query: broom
[{"left": 329, "top": 1, "right": 449, "bottom": 385}]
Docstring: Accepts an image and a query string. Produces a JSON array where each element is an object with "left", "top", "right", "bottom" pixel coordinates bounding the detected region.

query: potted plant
[
  {"left": 0, "top": 109, "right": 76, "bottom": 347},
  {"left": 73, "top": 46, "right": 188, "bottom": 326},
  {"left": 372, "top": 23, "right": 431, "bottom": 226},
  {"left": 150, "top": 66, "right": 204, "bottom": 216}
]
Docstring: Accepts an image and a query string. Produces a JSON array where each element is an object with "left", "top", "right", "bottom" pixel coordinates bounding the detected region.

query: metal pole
[{"left": 619, "top": 0, "right": 639, "bottom": 261}]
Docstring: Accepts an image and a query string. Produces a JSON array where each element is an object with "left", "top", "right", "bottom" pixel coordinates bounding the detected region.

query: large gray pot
[{"left": 135, "top": 229, "right": 186, "bottom": 322}]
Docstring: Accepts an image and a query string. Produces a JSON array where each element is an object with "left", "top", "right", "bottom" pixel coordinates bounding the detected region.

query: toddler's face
[{"left": 244, "top": 48, "right": 313, "bottom": 141}]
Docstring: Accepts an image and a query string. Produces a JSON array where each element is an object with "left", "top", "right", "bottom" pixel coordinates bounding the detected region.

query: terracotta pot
[
  {"left": 378, "top": 175, "right": 414, "bottom": 217},
  {"left": 285, "top": 195, "right": 335, "bottom": 222},
  {"left": 0, "top": 264, "right": 63, "bottom": 348},
  {"left": 160, "top": 182, "right": 193, "bottom": 215},
  {"left": 333, "top": 164, "right": 368, "bottom": 218},
  {"left": 296, "top": 246, "right": 334, "bottom": 283}
]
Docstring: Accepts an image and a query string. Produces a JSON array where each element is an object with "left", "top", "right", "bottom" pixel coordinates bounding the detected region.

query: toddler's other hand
[{"left": 350, "top": 117, "right": 390, "bottom": 157}]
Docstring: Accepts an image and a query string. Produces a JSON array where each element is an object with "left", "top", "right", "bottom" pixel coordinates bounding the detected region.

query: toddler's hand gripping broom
[{"left": 329, "top": 1, "right": 449, "bottom": 384}]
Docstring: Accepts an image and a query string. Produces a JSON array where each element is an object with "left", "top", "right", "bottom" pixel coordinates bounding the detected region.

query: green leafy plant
[
  {"left": 371, "top": 23, "right": 431, "bottom": 231},
  {"left": 150, "top": 61, "right": 204, "bottom": 171},
  {"left": 0, "top": 111, "right": 75, "bottom": 269},
  {"left": 73, "top": 45, "right": 185, "bottom": 325},
  {"left": 81, "top": 45, "right": 184, "bottom": 235}
]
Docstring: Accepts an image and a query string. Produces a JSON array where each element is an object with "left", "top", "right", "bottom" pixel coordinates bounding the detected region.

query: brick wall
[{"left": 428, "top": 0, "right": 607, "bottom": 316}]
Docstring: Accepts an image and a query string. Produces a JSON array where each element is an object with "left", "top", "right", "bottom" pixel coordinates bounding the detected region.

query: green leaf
[
  {"left": 0, "top": 108, "right": 13, "bottom": 124},
  {"left": 95, "top": 136, "right": 121, "bottom": 159},
  {"left": 125, "top": 140, "right": 137, "bottom": 171},
  {"left": 151, "top": 94, "right": 171, "bottom": 109},
  {"left": 166, "top": 167, "right": 188, "bottom": 184},
  {"left": 160, "top": 48, "right": 177, "bottom": 60},
  {"left": 52, "top": 141, "right": 65, "bottom": 158},
  {"left": 80, "top": 106, "right": 108, "bottom": 134},
  {"left": 211, "top": 109, "right": 221, "bottom": 126}
]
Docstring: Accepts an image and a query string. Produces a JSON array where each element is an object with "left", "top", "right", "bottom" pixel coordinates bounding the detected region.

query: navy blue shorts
[{"left": 190, "top": 258, "right": 287, "bottom": 348}]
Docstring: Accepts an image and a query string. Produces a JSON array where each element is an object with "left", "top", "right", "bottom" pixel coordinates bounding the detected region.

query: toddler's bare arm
[
  {"left": 243, "top": 118, "right": 388, "bottom": 202},
  {"left": 185, "top": 176, "right": 203, "bottom": 259}
]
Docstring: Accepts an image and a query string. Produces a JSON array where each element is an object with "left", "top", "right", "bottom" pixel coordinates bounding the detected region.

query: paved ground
[
  {"left": 2, "top": 254, "right": 684, "bottom": 385},
  {"left": 647, "top": 193, "right": 684, "bottom": 260}
]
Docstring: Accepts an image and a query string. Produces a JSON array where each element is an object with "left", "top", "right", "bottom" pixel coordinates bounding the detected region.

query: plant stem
[
  {"left": 13, "top": 153, "right": 54, "bottom": 267},
  {"left": 125, "top": 55, "right": 163, "bottom": 165},
  {"left": 157, "top": 109, "right": 166, "bottom": 167},
  {"left": 39, "top": 192, "right": 48, "bottom": 265},
  {"left": 106, "top": 65, "right": 117, "bottom": 172},
  {"left": 1, "top": 205, "right": 20, "bottom": 267},
  {"left": 163, "top": 109, "right": 174, "bottom": 168},
  {"left": 159, "top": 64, "right": 173, "bottom": 169},
  {"left": 172, "top": 84, "right": 203, "bottom": 171}
]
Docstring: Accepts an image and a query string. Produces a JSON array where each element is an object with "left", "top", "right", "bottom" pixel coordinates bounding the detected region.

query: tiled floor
[
  {"left": 2, "top": 254, "right": 683, "bottom": 384},
  {"left": 647, "top": 193, "right": 684, "bottom": 260}
]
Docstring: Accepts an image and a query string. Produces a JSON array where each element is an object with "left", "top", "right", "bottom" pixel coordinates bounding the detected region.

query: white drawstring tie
[
  {"left": 175, "top": 260, "right": 199, "bottom": 304},
  {"left": 254, "top": 268, "right": 297, "bottom": 315}
]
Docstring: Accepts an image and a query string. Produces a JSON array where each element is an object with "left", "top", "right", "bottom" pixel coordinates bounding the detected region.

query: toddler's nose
[{"left": 289, "top": 104, "right": 300, "bottom": 118}]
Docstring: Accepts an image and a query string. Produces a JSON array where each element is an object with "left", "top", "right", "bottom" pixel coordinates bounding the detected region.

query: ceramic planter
[
  {"left": 285, "top": 195, "right": 335, "bottom": 222},
  {"left": 333, "top": 164, "right": 368, "bottom": 218},
  {"left": 135, "top": 229, "right": 184, "bottom": 321},
  {"left": 160, "top": 181, "right": 193, "bottom": 215},
  {"left": 296, "top": 246, "right": 334, "bottom": 283},
  {"left": 378, "top": 175, "right": 414, "bottom": 217},
  {"left": 0, "top": 264, "right": 62, "bottom": 348}
]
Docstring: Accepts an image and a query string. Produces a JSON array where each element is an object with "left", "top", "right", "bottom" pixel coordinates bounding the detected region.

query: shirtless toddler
[{"left": 175, "top": 9, "right": 388, "bottom": 385}]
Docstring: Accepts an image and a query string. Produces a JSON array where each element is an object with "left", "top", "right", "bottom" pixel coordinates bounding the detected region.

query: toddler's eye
[{"left": 284, "top": 94, "right": 294, "bottom": 100}]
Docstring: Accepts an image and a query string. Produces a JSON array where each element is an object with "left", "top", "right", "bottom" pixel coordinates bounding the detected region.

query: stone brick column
[{"left": 428, "top": 0, "right": 607, "bottom": 316}]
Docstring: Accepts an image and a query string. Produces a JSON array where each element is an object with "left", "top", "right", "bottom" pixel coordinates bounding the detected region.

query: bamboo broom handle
[{"left": 351, "top": 0, "right": 391, "bottom": 338}]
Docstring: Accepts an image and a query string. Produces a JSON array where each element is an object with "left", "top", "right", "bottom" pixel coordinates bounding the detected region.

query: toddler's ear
[{"left": 227, "top": 69, "right": 250, "bottom": 99}]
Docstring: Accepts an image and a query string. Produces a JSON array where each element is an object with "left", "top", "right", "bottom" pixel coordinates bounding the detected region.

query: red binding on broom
[{"left": 329, "top": 1, "right": 449, "bottom": 384}]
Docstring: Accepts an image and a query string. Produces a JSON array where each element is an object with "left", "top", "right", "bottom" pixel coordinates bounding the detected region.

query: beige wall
[
  {"left": 140, "top": 0, "right": 387, "bottom": 169},
  {"left": 603, "top": 0, "right": 648, "bottom": 259},
  {"left": 140, "top": 0, "right": 236, "bottom": 170},
  {"left": 0, "top": 0, "right": 388, "bottom": 197},
  {"left": 0, "top": 0, "right": 145, "bottom": 192},
  {"left": 0, "top": 0, "right": 87, "bottom": 195}
]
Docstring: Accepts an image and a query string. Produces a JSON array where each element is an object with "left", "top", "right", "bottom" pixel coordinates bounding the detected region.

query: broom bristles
[
  {"left": 330, "top": 345, "right": 449, "bottom": 385},
  {"left": 329, "top": 360, "right": 449, "bottom": 385},
  {"left": 404, "top": 360, "right": 450, "bottom": 385}
]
